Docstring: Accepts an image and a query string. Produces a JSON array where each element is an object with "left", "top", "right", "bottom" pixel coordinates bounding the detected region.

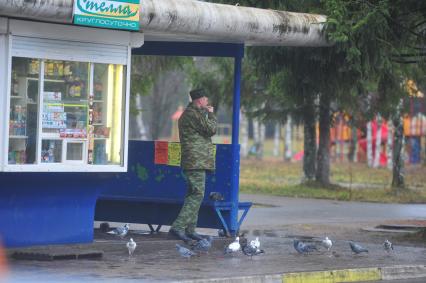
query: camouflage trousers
[{"left": 171, "top": 169, "right": 206, "bottom": 233}]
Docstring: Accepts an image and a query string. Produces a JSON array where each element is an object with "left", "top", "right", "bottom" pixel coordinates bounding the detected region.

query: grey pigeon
[
  {"left": 225, "top": 237, "right": 241, "bottom": 254},
  {"left": 349, "top": 241, "right": 368, "bottom": 254},
  {"left": 383, "top": 239, "right": 393, "bottom": 252},
  {"left": 107, "top": 223, "right": 130, "bottom": 238},
  {"left": 242, "top": 241, "right": 264, "bottom": 259},
  {"left": 293, "top": 239, "right": 318, "bottom": 254},
  {"left": 191, "top": 236, "right": 213, "bottom": 253},
  {"left": 126, "top": 238, "right": 137, "bottom": 256},
  {"left": 176, "top": 244, "right": 196, "bottom": 258}
]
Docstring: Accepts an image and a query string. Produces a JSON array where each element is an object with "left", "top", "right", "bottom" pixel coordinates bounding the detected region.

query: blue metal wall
[
  {"left": 0, "top": 173, "right": 102, "bottom": 248},
  {"left": 95, "top": 141, "right": 238, "bottom": 229}
]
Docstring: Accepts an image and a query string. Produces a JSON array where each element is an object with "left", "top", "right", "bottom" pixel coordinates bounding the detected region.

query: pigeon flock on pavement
[
  {"left": 103, "top": 223, "right": 394, "bottom": 260},
  {"left": 292, "top": 237, "right": 394, "bottom": 256}
]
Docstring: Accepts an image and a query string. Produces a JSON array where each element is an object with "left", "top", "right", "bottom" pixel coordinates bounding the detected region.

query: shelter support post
[{"left": 229, "top": 52, "right": 243, "bottom": 236}]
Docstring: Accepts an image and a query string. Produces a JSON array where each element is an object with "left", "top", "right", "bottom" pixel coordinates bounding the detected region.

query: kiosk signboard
[{"left": 73, "top": 0, "right": 140, "bottom": 31}]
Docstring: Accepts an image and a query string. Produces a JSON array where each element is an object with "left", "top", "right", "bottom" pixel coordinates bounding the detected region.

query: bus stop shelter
[{"left": 0, "top": 0, "right": 328, "bottom": 248}]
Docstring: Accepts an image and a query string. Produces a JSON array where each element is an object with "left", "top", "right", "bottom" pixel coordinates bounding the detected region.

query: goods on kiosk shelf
[{"left": 8, "top": 150, "right": 26, "bottom": 164}]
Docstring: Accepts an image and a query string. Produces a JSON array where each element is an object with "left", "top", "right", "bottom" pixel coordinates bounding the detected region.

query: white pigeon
[
  {"left": 322, "top": 236, "right": 333, "bottom": 251},
  {"left": 126, "top": 238, "right": 137, "bottom": 256},
  {"left": 225, "top": 237, "right": 241, "bottom": 254},
  {"left": 107, "top": 223, "right": 130, "bottom": 238},
  {"left": 250, "top": 237, "right": 260, "bottom": 249}
]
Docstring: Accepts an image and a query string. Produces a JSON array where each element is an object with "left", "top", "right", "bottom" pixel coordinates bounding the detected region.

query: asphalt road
[{"left": 239, "top": 193, "right": 426, "bottom": 229}]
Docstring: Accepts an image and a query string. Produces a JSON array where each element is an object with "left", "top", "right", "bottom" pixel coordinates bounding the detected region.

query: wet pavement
[
  {"left": 4, "top": 194, "right": 426, "bottom": 282},
  {"left": 239, "top": 194, "right": 426, "bottom": 229},
  {"left": 5, "top": 227, "right": 426, "bottom": 282}
]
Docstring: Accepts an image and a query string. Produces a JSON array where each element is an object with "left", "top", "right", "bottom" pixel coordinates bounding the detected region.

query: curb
[{"left": 181, "top": 265, "right": 426, "bottom": 283}]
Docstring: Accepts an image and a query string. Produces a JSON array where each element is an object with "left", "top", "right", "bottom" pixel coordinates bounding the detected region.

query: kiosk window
[
  {"left": 91, "top": 64, "right": 126, "bottom": 165},
  {"left": 8, "top": 57, "right": 127, "bottom": 168},
  {"left": 8, "top": 58, "right": 39, "bottom": 164}
]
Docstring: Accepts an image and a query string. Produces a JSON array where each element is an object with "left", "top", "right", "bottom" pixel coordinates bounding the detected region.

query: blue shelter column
[{"left": 229, "top": 46, "right": 244, "bottom": 235}]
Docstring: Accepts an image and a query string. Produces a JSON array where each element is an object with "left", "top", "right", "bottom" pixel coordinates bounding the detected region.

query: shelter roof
[{"left": 0, "top": 0, "right": 330, "bottom": 47}]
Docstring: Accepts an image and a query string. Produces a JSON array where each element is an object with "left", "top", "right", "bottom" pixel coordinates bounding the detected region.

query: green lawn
[{"left": 239, "top": 158, "right": 426, "bottom": 203}]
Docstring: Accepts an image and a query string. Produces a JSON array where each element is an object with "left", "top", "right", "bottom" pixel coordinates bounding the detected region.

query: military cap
[{"left": 190, "top": 88, "right": 207, "bottom": 100}]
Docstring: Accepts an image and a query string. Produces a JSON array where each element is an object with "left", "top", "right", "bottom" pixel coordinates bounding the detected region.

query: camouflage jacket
[{"left": 179, "top": 102, "right": 217, "bottom": 170}]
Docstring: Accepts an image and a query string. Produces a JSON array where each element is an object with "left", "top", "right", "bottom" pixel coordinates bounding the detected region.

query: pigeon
[
  {"left": 176, "top": 244, "right": 195, "bottom": 259},
  {"left": 225, "top": 237, "right": 241, "bottom": 254},
  {"left": 191, "top": 236, "right": 213, "bottom": 253},
  {"left": 107, "top": 223, "right": 130, "bottom": 238},
  {"left": 250, "top": 237, "right": 260, "bottom": 249},
  {"left": 322, "top": 236, "right": 333, "bottom": 251},
  {"left": 349, "top": 241, "right": 368, "bottom": 254},
  {"left": 383, "top": 239, "right": 393, "bottom": 252},
  {"left": 242, "top": 240, "right": 264, "bottom": 259},
  {"left": 126, "top": 238, "right": 137, "bottom": 256},
  {"left": 209, "top": 192, "right": 224, "bottom": 201},
  {"left": 293, "top": 239, "right": 318, "bottom": 254}
]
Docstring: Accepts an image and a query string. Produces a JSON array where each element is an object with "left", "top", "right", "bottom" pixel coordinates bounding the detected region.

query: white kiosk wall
[{"left": 0, "top": 18, "right": 9, "bottom": 171}]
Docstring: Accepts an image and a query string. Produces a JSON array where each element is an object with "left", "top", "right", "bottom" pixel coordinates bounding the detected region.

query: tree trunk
[
  {"left": 150, "top": 80, "right": 162, "bottom": 140},
  {"left": 335, "top": 115, "right": 342, "bottom": 162},
  {"left": 303, "top": 95, "right": 316, "bottom": 181},
  {"left": 366, "top": 121, "right": 373, "bottom": 167},
  {"left": 348, "top": 122, "right": 358, "bottom": 162},
  {"left": 240, "top": 109, "right": 249, "bottom": 158},
  {"left": 392, "top": 111, "right": 405, "bottom": 189},
  {"left": 257, "top": 122, "right": 265, "bottom": 159},
  {"left": 284, "top": 115, "right": 292, "bottom": 161},
  {"left": 129, "top": 93, "right": 148, "bottom": 140},
  {"left": 373, "top": 115, "right": 382, "bottom": 168},
  {"left": 253, "top": 119, "right": 260, "bottom": 144},
  {"left": 273, "top": 123, "right": 280, "bottom": 157},
  {"left": 316, "top": 93, "right": 331, "bottom": 185},
  {"left": 387, "top": 121, "right": 393, "bottom": 170}
]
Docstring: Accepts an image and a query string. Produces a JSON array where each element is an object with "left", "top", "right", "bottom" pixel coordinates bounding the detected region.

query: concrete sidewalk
[{"left": 4, "top": 194, "right": 426, "bottom": 282}]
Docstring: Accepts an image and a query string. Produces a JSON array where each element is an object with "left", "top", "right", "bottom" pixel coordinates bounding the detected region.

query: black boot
[
  {"left": 169, "top": 228, "right": 193, "bottom": 243},
  {"left": 186, "top": 231, "right": 206, "bottom": 241}
]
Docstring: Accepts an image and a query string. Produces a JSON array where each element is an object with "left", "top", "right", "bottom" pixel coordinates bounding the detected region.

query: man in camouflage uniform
[{"left": 169, "top": 88, "right": 217, "bottom": 243}]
